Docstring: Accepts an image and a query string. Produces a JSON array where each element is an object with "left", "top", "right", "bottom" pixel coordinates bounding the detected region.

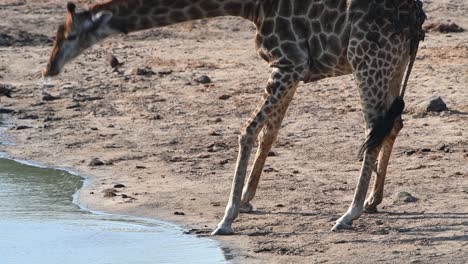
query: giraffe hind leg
[{"left": 364, "top": 117, "right": 403, "bottom": 213}]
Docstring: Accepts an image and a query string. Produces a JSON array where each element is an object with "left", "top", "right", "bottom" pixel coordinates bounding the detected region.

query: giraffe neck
[{"left": 89, "top": 0, "right": 259, "bottom": 34}]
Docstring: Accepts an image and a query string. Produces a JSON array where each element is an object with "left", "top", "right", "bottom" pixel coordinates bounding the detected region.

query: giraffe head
[{"left": 42, "top": 2, "right": 113, "bottom": 77}]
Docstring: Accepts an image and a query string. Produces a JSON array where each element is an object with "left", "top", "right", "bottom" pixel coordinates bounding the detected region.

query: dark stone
[
  {"left": 42, "top": 93, "right": 61, "bottom": 101},
  {"left": 15, "top": 125, "right": 32, "bottom": 130},
  {"left": 417, "top": 96, "right": 448, "bottom": 112},
  {"left": 174, "top": 211, "right": 185, "bottom": 215},
  {"left": 396, "top": 191, "right": 418, "bottom": 203},
  {"left": 136, "top": 67, "right": 155, "bottom": 76},
  {"left": 0, "top": 108, "right": 14, "bottom": 114},
  {"left": 102, "top": 188, "right": 117, "bottom": 197},
  {"left": 89, "top": 158, "right": 105, "bottom": 166},
  {"left": 218, "top": 94, "right": 231, "bottom": 100},
  {"left": 114, "top": 183, "right": 126, "bottom": 188},
  {"left": 135, "top": 165, "right": 146, "bottom": 169},
  {"left": 195, "top": 75, "right": 211, "bottom": 84}
]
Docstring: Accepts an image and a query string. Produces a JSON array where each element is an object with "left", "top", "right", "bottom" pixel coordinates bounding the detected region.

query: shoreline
[{"left": 0, "top": 145, "right": 238, "bottom": 264}]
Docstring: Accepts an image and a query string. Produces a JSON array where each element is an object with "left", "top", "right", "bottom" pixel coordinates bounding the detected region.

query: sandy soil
[{"left": 1, "top": 0, "right": 467, "bottom": 263}]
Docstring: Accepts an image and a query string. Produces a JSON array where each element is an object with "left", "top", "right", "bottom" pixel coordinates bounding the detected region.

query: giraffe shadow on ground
[{"left": 245, "top": 210, "right": 319, "bottom": 217}]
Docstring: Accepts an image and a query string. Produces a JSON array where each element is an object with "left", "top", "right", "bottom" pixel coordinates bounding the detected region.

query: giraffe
[{"left": 42, "top": 0, "right": 426, "bottom": 235}]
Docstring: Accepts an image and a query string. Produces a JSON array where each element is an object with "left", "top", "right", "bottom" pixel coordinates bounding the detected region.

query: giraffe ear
[{"left": 92, "top": 11, "right": 113, "bottom": 27}]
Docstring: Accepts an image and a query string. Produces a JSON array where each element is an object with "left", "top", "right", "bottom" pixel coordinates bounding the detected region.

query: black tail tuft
[{"left": 358, "top": 97, "right": 405, "bottom": 158}]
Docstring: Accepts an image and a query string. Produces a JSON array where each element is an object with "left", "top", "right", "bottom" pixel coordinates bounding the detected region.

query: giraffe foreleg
[
  {"left": 240, "top": 89, "right": 296, "bottom": 213},
  {"left": 364, "top": 117, "right": 403, "bottom": 213},
  {"left": 212, "top": 69, "right": 298, "bottom": 235}
]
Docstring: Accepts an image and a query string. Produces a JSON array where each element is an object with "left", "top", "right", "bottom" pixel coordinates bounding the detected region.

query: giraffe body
[{"left": 42, "top": 0, "right": 426, "bottom": 235}]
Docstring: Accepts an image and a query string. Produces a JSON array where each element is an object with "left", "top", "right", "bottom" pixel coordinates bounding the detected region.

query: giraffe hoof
[
  {"left": 239, "top": 202, "right": 253, "bottom": 213},
  {"left": 364, "top": 206, "right": 378, "bottom": 214},
  {"left": 211, "top": 226, "right": 235, "bottom": 236},
  {"left": 331, "top": 221, "right": 354, "bottom": 232}
]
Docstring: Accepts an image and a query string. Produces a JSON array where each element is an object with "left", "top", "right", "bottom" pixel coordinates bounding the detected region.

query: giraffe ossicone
[{"left": 43, "top": 0, "right": 426, "bottom": 235}]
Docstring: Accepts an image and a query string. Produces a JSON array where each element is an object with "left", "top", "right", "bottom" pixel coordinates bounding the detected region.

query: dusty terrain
[{"left": 1, "top": 0, "right": 467, "bottom": 263}]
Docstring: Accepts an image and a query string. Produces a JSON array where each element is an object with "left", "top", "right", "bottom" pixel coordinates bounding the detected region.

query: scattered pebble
[
  {"left": 424, "top": 22, "right": 464, "bottom": 33},
  {"left": 195, "top": 75, "right": 211, "bottom": 84},
  {"left": 157, "top": 69, "right": 173, "bottom": 75},
  {"left": 65, "top": 103, "right": 81, "bottom": 109},
  {"left": 102, "top": 188, "right": 117, "bottom": 198},
  {"left": 218, "top": 94, "right": 231, "bottom": 100},
  {"left": 135, "top": 165, "right": 146, "bottom": 169},
  {"left": 174, "top": 211, "right": 185, "bottom": 215},
  {"left": 395, "top": 191, "right": 418, "bottom": 203},
  {"left": 114, "top": 183, "right": 126, "bottom": 188},
  {"left": 210, "top": 202, "right": 221, "bottom": 207},
  {"left": 108, "top": 54, "right": 123, "bottom": 69},
  {"left": 416, "top": 96, "right": 448, "bottom": 113},
  {"left": 89, "top": 158, "right": 105, "bottom": 166},
  {"left": 0, "top": 84, "right": 12, "bottom": 98},
  {"left": 15, "top": 125, "right": 32, "bottom": 130},
  {"left": 135, "top": 67, "right": 155, "bottom": 76},
  {"left": 42, "top": 93, "right": 61, "bottom": 101}
]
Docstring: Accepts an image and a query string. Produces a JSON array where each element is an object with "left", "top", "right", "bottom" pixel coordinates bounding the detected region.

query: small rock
[
  {"left": 42, "top": 93, "right": 60, "bottom": 101},
  {"left": 375, "top": 220, "right": 384, "bottom": 225},
  {"left": 209, "top": 131, "right": 221, "bottom": 136},
  {"left": 121, "top": 194, "right": 128, "bottom": 198},
  {"left": 15, "top": 125, "right": 32, "bottom": 130},
  {"left": 108, "top": 54, "right": 123, "bottom": 68},
  {"left": 136, "top": 67, "right": 155, "bottom": 76},
  {"left": 89, "top": 158, "right": 104, "bottom": 166},
  {"left": 0, "top": 108, "right": 14, "bottom": 114},
  {"left": 218, "top": 94, "right": 231, "bottom": 100},
  {"left": 0, "top": 84, "right": 12, "bottom": 98},
  {"left": 268, "top": 151, "right": 276, "bottom": 157},
  {"left": 396, "top": 191, "right": 418, "bottom": 203},
  {"left": 114, "top": 183, "right": 126, "bottom": 188},
  {"left": 135, "top": 165, "right": 146, "bottom": 169},
  {"left": 416, "top": 96, "right": 448, "bottom": 113},
  {"left": 424, "top": 22, "right": 464, "bottom": 33},
  {"left": 210, "top": 202, "right": 221, "bottom": 207},
  {"left": 174, "top": 211, "right": 185, "bottom": 215},
  {"left": 157, "top": 69, "right": 173, "bottom": 75},
  {"left": 275, "top": 204, "right": 285, "bottom": 208},
  {"left": 102, "top": 188, "right": 117, "bottom": 197},
  {"left": 89, "top": 191, "right": 94, "bottom": 194},
  {"left": 66, "top": 103, "right": 81, "bottom": 109},
  {"left": 195, "top": 75, "right": 211, "bottom": 84}
]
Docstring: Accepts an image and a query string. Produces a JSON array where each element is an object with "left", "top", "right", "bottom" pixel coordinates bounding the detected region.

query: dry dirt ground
[{"left": 1, "top": 0, "right": 467, "bottom": 263}]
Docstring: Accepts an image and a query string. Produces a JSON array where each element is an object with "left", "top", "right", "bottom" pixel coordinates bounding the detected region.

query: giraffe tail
[{"left": 358, "top": 96, "right": 405, "bottom": 158}]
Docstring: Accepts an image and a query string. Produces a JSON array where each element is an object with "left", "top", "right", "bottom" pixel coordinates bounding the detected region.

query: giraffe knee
[{"left": 239, "top": 130, "right": 256, "bottom": 146}]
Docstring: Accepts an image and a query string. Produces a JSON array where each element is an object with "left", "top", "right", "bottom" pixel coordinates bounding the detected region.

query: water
[{"left": 0, "top": 158, "right": 229, "bottom": 264}]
